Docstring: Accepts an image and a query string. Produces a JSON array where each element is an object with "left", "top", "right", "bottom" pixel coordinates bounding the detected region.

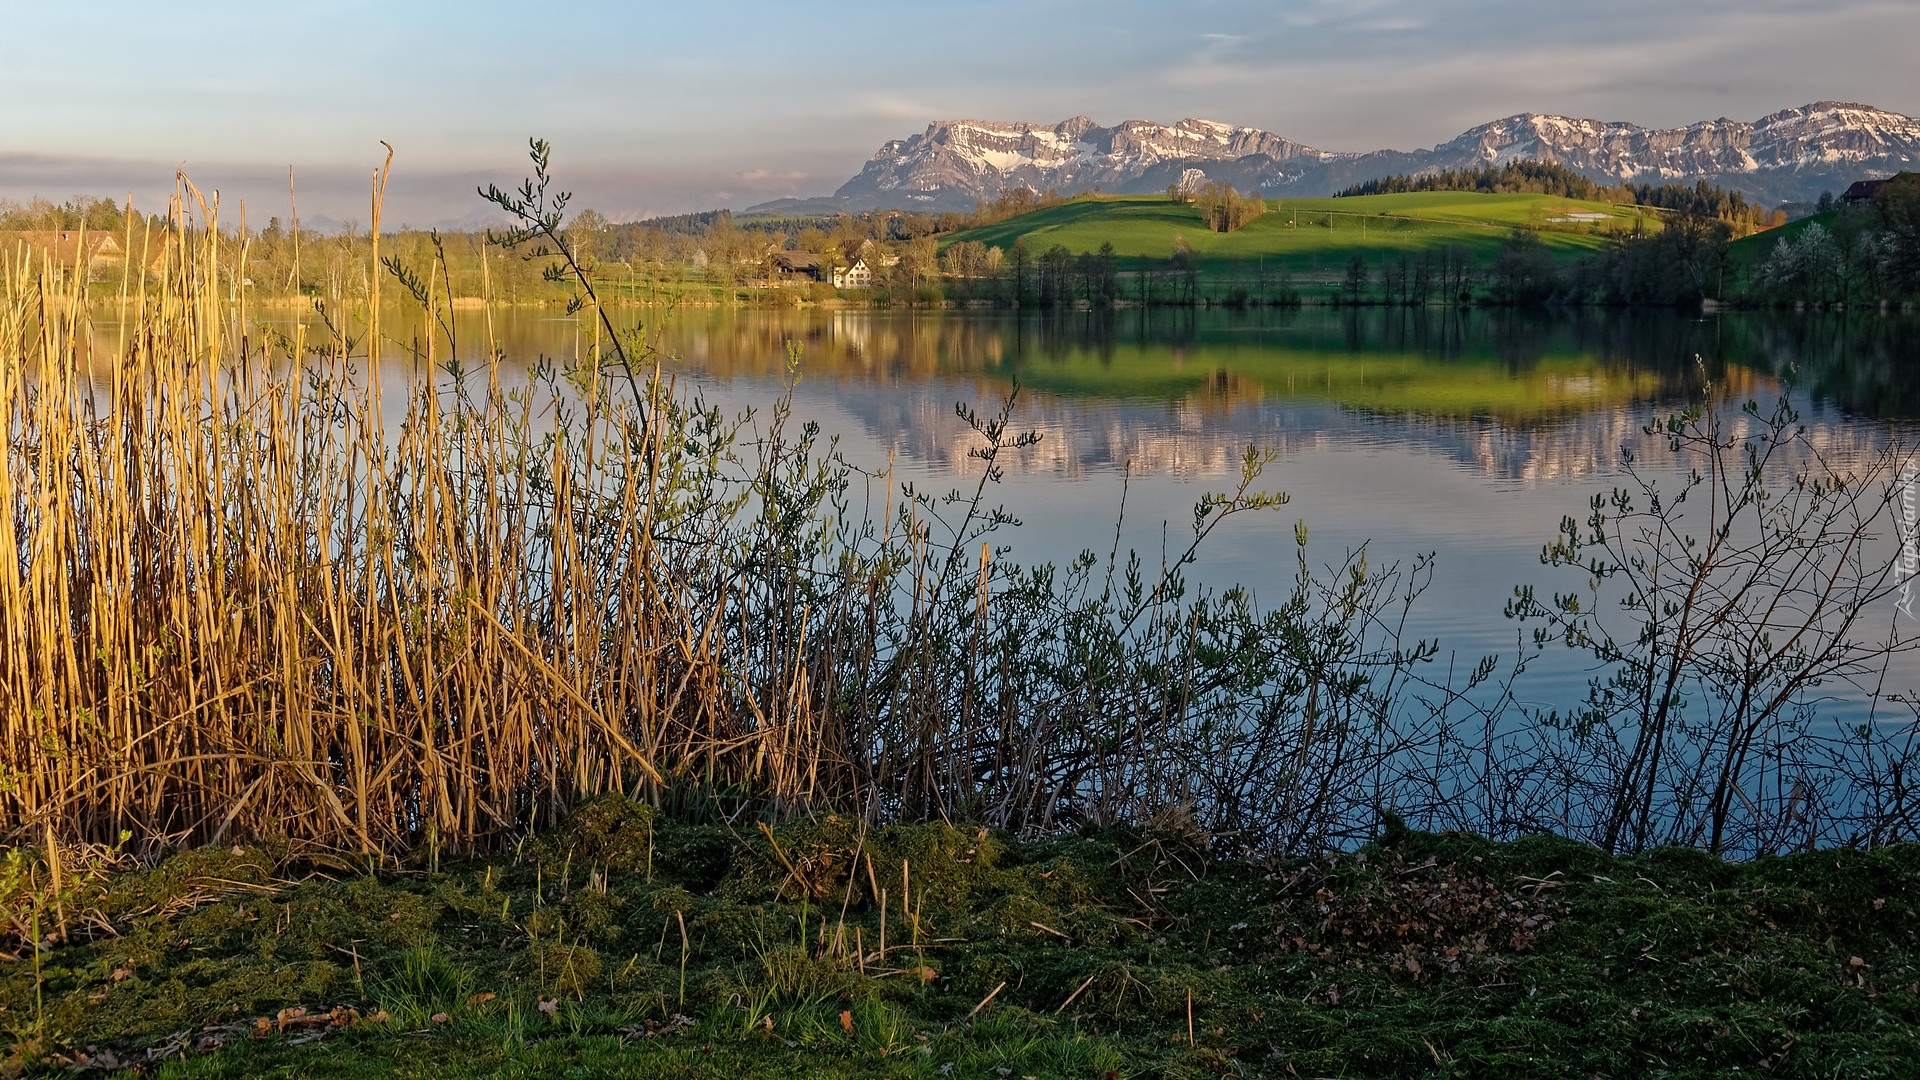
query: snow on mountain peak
[{"left": 815, "top": 104, "right": 1920, "bottom": 213}]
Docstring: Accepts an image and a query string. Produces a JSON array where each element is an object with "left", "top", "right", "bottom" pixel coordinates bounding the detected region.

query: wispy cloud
[
  {"left": 861, "top": 96, "right": 955, "bottom": 122},
  {"left": 1356, "top": 17, "right": 1426, "bottom": 32},
  {"left": 0, "top": 0, "right": 1911, "bottom": 217}
]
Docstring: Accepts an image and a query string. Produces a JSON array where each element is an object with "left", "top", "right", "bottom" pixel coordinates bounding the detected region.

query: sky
[{"left": 2, "top": 0, "right": 1917, "bottom": 227}]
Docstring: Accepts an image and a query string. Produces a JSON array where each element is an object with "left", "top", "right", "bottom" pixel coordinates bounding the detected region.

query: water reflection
[
  {"left": 611, "top": 307, "right": 1912, "bottom": 487},
  {"left": 81, "top": 304, "right": 1917, "bottom": 485},
  {"left": 622, "top": 307, "right": 1918, "bottom": 716},
  {"left": 71, "top": 302, "right": 1920, "bottom": 720}
]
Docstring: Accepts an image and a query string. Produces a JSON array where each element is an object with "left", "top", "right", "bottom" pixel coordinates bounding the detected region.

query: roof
[
  {"left": 771, "top": 251, "right": 822, "bottom": 270},
  {"left": 0, "top": 230, "right": 127, "bottom": 267},
  {"left": 1841, "top": 179, "right": 1885, "bottom": 202}
]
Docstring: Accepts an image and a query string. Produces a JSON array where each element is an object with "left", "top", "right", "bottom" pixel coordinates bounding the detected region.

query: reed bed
[
  {"left": 5, "top": 180, "right": 1918, "bottom": 865},
  {"left": 0, "top": 186, "right": 1395, "bottom": 860},
  {"left": 3, "top": 195, "right": 742, "bottom": 855}
]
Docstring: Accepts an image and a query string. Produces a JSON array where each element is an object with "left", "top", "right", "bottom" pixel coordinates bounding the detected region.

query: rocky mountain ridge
[{"left": 750, "top": 103, "right": 1920, "bottom": 214}]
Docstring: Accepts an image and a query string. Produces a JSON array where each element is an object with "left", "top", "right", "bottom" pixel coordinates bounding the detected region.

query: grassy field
[
  {"left": 942, "top": 193, "right": 1659, "bottom": 293},
  {"left": 5, "top": 806, "right": 1915, "bottom": 1079}
]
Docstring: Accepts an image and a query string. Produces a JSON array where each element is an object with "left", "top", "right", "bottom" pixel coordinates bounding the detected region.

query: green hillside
[
  {"left": 942, "top": 193, "right": 1658, "bottom": 293},
  {"left": 1726, "top": 209, "right": 1836, "bottom": 273}
]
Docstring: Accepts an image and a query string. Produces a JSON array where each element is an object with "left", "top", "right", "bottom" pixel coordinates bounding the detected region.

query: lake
[{"left": 369, "top": 304, "right": 1910, "bottom": 722}]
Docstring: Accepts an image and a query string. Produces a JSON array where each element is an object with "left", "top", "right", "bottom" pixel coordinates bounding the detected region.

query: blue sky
[{"left": 2, "top": 0, "right": 1916, "bottom": 224}]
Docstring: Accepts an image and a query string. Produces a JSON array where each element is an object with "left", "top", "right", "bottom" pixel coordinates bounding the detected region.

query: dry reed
[{"left": 0, "top": 180, "right": 807, "bottom": 855}]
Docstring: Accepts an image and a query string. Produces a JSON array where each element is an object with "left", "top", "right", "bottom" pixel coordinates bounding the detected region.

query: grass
[
  {"left": 2, "top": 805, "right": 1915, "bottom": 1078},
  {"left": 1726, "top": 210, "right": 1836, "bottom": 274},
  {"left": 941, "top": 193, "right": 1657, "bottom": 289}
]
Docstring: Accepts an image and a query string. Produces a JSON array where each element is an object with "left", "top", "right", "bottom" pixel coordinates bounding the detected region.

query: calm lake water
[
  {"left": 362, "top": 304, "right": 1910, "bottom": 721},
  {"left": 111, "top": 302, "right": 1912, "bottom": 720}
]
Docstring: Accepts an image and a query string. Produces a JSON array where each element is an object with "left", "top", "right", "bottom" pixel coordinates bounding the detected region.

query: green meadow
[
  {"left": 1726, "top": 207, "right": 1841, "bottom": 274},
  {"left": 942, "top": 192, "right": 1659, "bottom": 289}
]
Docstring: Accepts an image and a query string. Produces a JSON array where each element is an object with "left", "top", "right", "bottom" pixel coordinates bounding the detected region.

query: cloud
[
  {"left": 1355, "top": 18, "right": 1426, "bottom": 32},
  {"left": 0, "top": 153, "right": 833, "bottom": 225},
  {"left": 1149, "top": 0, "right": 1919, "bottom": 151},
  {"left": 860, "top": 96, "right": 958, "bottom": 122},
  {"left": 0, "top": 0, "right": 1912, "bottom": 210}
]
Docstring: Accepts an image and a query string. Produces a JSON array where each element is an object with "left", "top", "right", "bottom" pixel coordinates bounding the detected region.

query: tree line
[
  {"left": 1339, "top": 161, "right": 1787, "bottom": 233},
  {"left": 7, "top": 168, "right": 1917, "bottom": 311}
]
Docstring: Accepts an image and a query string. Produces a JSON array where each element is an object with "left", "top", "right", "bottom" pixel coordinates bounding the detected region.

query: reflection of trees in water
[
  {"left": 274, "top": 306, "right": 1915, "bottom": 427},
  {"left": 441, "top": 308, "right": 1909, "bottom": 479},
  {"left": 1728, "top": 313, "right": 1920, "bottom": 420},
  {"left": 627, "top": 307, "right": 1731, "bottom": 385}
]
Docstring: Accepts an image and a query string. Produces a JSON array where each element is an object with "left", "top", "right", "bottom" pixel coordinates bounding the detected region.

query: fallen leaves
[
  {"left": 616, "top": 1014, "right": 695, "bottom": 1041},
  {"left": 1268, "top": 852, "right": 1563, "bottom": 974},
  {"left": 65, "top": 1005, "right": 369, "bottom": 1073}
]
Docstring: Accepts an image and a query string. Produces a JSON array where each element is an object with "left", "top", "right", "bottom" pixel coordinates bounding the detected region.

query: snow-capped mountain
[
  {"left": 1427, "top": 103, "right": 1920, "bottom": 204},
  {"left": 831, "top": 116, "right": 1329, "bottom": 208},
  {"left": 752, "top": 103, "right": 1920, "bottom": 214}
]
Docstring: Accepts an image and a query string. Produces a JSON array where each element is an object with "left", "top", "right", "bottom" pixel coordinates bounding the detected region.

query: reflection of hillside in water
[
  {"left": 802, "top": 374, "right": 1893, "bottom": 484},
  {"left": 165, "top": 305, "right": 1909, "bottom": 485},
  {"left": 647, "top": 308, "right": 1914, "bottom": 483},
  {"left": 1728, "top": 314, "right": 1920, "bottom": 420}
]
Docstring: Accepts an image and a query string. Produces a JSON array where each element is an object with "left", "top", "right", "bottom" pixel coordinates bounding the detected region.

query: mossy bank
[{"left": 2, "top": 802, "right": 1916, "bottom": 1079}]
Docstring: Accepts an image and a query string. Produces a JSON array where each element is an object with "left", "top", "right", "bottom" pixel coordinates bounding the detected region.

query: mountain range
[{"left": 744, "top": 102, "right": 1920, "bottom": 215}]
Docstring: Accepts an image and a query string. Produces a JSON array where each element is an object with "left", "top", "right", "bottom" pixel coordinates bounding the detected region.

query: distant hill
[
  {"left": 938, "top": 191, "right": 1648, "bottom": 298},
  {"left": 750, "top": 103, "right": 1920, "bottom": 214}
]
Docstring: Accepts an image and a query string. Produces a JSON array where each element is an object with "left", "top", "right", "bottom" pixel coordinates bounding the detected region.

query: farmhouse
[
  {"left": 1841, "top": 179, "right": 1885, "bottom": 205},
  {"left": 770, "top": 250, "right": 824, "bottom": 280},
  {"left": 832, "top": 257, "right": 873, "bottom": 289}
]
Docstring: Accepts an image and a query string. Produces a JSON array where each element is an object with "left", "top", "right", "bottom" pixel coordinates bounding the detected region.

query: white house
[{"left": 833, "top": 257, "right": 873, "bottom": 289}]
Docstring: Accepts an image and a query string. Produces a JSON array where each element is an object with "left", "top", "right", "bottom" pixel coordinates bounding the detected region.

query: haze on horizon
[{"left": 2, "top": 0, "right": 1915, "bottom": 228}]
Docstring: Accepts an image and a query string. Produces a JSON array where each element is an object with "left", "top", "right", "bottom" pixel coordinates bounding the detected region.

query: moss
[
  {"left": 533, "top": 794, "right": 657, "bottom": 875},
  {"left": 1, "top": 816, "right": 1916, "bottom": 1078}
]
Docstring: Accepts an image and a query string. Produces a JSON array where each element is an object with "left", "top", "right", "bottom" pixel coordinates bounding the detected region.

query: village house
[
  {"left": 0, "top": 230, "right": 133, "bottom": 280},
  {"left": 770, "top": 250, "right": 824, "bottom": 281},
  {"left": 832, "top": 257, "right": 872, "bottom": 289},
  {"left": 848, "top": 237, "right": 898, "bottom": 269}
]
